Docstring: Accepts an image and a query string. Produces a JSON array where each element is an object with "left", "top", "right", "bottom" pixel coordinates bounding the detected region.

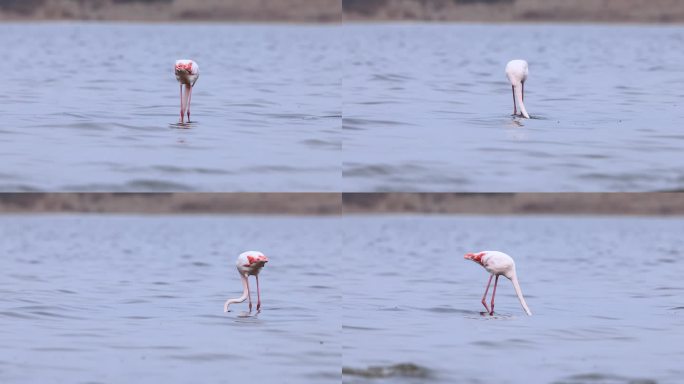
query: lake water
[
  {"left": 0, "top": 23, "right": 340, "bottom": 192},
  {"left": 343, "top": 215, "right": 684, "bottom": 383},
  {"left": 0, "top": 215, "right": 341, "bottom": 383},
  {"left": 344, "top": 24, "right": 684, "bottom": 192}
]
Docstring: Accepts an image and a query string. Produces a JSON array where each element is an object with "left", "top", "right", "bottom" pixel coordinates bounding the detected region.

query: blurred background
[
  {"left": 0, "top": 6, "right": 341, "bottom": 192},
  {"left": 7, "top": 0, "right": 683, "bottom": 23},
  {"left": 0, "top": 0, "right": 340, "bottom": 22},
  {"left": 342, "top": 192, "right": 684, "bottom": 383},
  {"left": 343, "top": 193, "right": 684, "bottom": 214},
  {"left": 343, "top": 0, "right": 684, "bottom": 22},
  {"left": 0, "top": 193, "right": 340, "bottom": 214},
  {"left": 0, "top": 192, "right": 342, "bottom": 383},
  {"left": 342, "top": 1, "right": 684, "bottom": 193}
]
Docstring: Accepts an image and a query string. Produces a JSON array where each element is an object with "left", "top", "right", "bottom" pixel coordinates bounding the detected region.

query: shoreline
[
  {"left": 343, "top": 193, "right": 684, "bottom": 216},
  {"left": 3, "top": 20, "right": 680, "bottom": 27},
  {"left": 0, "top": 193, "right": 341, "bottom": 215},
  {"left": 0, "top": 18, "right": 340, "bottom": 25},
  {"left": 341, "top": 20, "right": 684, "bottom": 26},
  {"left": 0, "top": 0, "right": 340, "bottom": 23},
  {"left": 5, "top": 0, "right": 684, "bottom": 24},
  {"left": 342, "top": 0, "right": 684, "bottom": 24}
]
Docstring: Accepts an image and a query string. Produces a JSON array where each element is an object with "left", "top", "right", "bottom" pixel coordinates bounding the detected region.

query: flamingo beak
[{"left": 464, "top": 253, "right": 475, "bottom": 260}]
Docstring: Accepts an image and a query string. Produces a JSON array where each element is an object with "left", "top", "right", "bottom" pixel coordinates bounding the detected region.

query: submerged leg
[
  {"left": 256, "top": 275, "right": 262, "bottom": 311},
  {"left": 481, "top": 275, "right": 493, "bottom": 314},
  {"left": 490, "top": 275, "right": 499, "bottom": 315},
  {"left": 511, "top": 85, "right": 517, "bottom": 115}
]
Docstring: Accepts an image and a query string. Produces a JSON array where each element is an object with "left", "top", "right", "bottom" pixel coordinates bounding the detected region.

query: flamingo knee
[{"left": 481, "top": 298, "right": 490, "bottom": 313}]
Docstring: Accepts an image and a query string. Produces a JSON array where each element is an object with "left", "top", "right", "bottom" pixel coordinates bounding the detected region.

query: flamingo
[
  {"left": 174, "top": 59, "right": 199, "bottom": 124},
  {"left": 464, "top": 251, "right": 532, "bottom": 316},
  {"left": 224, "top": 251, "right": 269, "bottom": 313},
  {"left": 505, "top": 59, "right": 530, "bottom": 119}
]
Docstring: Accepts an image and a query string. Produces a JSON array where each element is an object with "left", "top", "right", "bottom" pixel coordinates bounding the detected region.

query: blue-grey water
[
  {"left": 0, "top": 215, "right": 340, "bottom": 383},
  {"left": 0, "top": 23, "right": 340, "bottom": 192},
  {"left": 343, "top": 215, "right": 684, "bottom": 384},
  {"left": 344, "top": 24, "right": 684, "bottom": 192}
]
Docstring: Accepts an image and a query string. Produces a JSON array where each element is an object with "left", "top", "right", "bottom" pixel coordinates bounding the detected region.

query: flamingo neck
[
  {"left": 225, "top": 274, "right": 249, "bottom": 309},
  {"left": 514, "top": 84, "right": 529, "bottom": 118},
  {"left": 509, "top": 273, "right": 532, "bottom": 316}
]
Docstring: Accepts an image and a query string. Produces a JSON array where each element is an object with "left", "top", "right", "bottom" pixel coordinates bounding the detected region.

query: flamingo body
[
  {"left": 174, "top": 59, "right": 199, "bottom": 123},
  {"left": 465, "top": 251, "right": 532, "bottom": 316},
  {"left": 224, "top": 251, "right": 269, "bottom": 313},
  {"left": 236, "top": 251, "right": 268, "bottom": 276},
  {"left": 505, "top": 59, "right": 530, "bottom": 119}
]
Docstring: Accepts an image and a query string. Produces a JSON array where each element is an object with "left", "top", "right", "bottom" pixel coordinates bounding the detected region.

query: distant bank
[
  {"left": 0, "top": 193, "right": 341, "bottom": 215},
  {"left": 343, "top": 193, "right": 684, "bottom": 215},
  {"left": 3, "top": 0, "right": 681, "bottom": 23},
  {"left": 2, "top": 193, "right": 682, "bottom": 215},
  {"left": 0, "top": 0, "right": 340, "bottom": 22},
  {"left": 344, "top": 0, "right": 684, "bottom": 23}
]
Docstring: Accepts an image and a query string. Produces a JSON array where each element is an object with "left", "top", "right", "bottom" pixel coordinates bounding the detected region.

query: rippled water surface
[
  {"left": 1, "top": 23, "right": 340, "bottom": 191},
  {"left": 344, "top": 24, "right": 684, "bottom": 191},
  {"left": 0, "top": 215, "right": 340, "bottom": 383},
  {"left": 343, "top": 215, "right": 684, "bottom": 383}
]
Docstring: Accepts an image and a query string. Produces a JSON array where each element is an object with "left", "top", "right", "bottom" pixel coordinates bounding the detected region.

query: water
[
  {"left": 0, "top": 23, "right": 341, "bottom": 192},
  {"left": 0, "top": 215, "right": 341, "bottom": 383},
  {"left": 343, "top": 215, "right": 684, "bottom": 383},
  {"left": 343, "top": 24, "right": 684, "bottom": 192}
]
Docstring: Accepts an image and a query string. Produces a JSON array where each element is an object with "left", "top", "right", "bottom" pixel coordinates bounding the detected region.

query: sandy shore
[
  {"left": 344, "top": 0, "right": 684, "bottom": 23},
  {"left": 0, "top": 0, "right": 340, "bottom": 22},
  {"left": 0, "top": 193, "right": 341, "bottom": 215},
  {"left": 343, "top": 193, "right": 684, "bottom": 215}
]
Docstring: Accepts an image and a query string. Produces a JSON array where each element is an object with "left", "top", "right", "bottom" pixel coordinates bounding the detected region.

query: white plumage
[
  {"left": 465, "top": 250, "right": 532, "bottom": 316},
  {"left": 224, "top": 251, "right": 269, "bottom": 313},
  {"left": 174, "top": 59, "right": 199, "bottom": 123},
  {"left": 505, "top": 59, "right": 530, "bottom": 119}
]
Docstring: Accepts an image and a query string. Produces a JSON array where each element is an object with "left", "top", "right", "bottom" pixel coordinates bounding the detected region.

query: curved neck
[
  {"left": 225, "top": 274, "right": 249, "bottom": 308},
  {"left": 510, "top": 273, "right": 532, "bottom": 316},
  {"left": 514, "top": 84, "right": 529, "bottom": 118}
]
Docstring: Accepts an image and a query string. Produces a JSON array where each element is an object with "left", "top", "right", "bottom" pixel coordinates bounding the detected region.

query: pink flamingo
[
  {"left": 464, "top": 251, "right": 532, "bottom": 316},
  {"left": 174, "top": 59, "right": 199, "bottom": 123},
  {"left": 224, "top": 251, "right": 269, "bottom": 313}
]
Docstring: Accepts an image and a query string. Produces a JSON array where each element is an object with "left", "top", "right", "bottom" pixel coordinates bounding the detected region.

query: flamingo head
[
  {"left": 175, "top": 62, "right": 193, "bottom": 74},
  {"left": 464, "top": 252, "right": 486, "bottom": 265},
  {"left": 244, "top": 253, "right": 269, "bottom": 267}
]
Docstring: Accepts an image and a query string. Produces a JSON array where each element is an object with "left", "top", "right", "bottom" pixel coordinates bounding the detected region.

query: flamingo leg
[
  {"left": 185, "top": 85, "right": 192, "bottom": 122},
  {"left": 522, "top": 82, "right": 525, "bottom": 101},
  {"left": 179, "top": 84, "right": 185, "bottom": 123},
  {"left": 511, "top": 85, "right": 517, "bottom": 115},
  {"left": 490, "top": 275, "right": 499, "bottom": 315},
  {"left": 246, "top": 276, "right": 253, "bottom": 312},
  {"left": 481, "top": 275, "right": 493, "bottom": 314},
  {"left": 256, "top": 275, "right": 262, "bottom": 311}
]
